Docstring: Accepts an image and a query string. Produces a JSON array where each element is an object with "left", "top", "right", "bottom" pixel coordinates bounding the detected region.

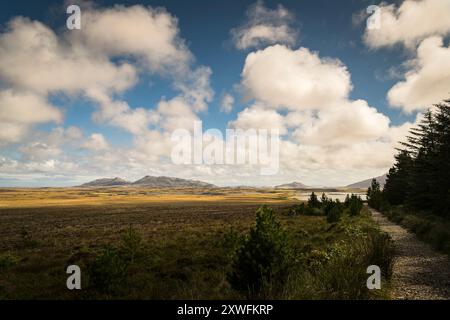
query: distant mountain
[
  {"left": 346, "top": 174, "right": 387, "bottom": 189},
  {"left": 80, "top": 177, "right": 130, "bottom": 187},
  {"left": 275, "top": 182, "right": 310, "bottom": 189},
  {"left": 80, "top": 175, "right": 216, "bottom": 188},
  {"left": 132, "top": 176, "right": 216, "bottom": 188}
]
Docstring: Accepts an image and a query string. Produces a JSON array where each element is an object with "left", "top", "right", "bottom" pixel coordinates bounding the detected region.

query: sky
[{"left": 0, "top": 0, "right": 449, "bottom": 187}]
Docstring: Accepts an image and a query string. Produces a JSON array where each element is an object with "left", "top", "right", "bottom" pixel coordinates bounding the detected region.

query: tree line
[{"left": 368, "top": 99, "right": 450, "bottom": 218}]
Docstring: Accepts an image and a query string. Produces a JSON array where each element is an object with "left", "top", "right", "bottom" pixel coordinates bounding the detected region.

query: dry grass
[
  {"left": 0, "top": 187, "right": 294, "bottom": 208},
  {"left": 0, "top": 187, "right": 389, "bottom": 300}
]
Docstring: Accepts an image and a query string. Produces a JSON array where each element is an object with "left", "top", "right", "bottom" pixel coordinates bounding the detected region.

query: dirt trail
[{"left": 370, "top": 208, "right": 450, "bottom": 300}]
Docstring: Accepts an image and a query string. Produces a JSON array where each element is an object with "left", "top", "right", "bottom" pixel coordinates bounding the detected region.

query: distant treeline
[{"left": 369, "top": 99, "right": 450, "bottom": 218}]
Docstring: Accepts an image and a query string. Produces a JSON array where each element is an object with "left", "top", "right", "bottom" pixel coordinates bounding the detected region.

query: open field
[
  {"left": 0, "top": 187, "right": 296, "bottom": 208},
  {"left": 0, "top": 187, "right": 390, "bottom": 300}
]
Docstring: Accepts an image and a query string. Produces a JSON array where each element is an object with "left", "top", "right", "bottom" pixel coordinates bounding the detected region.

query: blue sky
[{"left": 0, "top": 0, "right": 449, "bottom": 187}]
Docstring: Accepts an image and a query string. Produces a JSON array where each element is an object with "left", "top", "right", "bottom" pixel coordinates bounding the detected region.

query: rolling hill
[
  {"left": 80, "top": 176, "right": 216, "bottom": 188},
  {"left": 346, "top": 174, "right": 387, "bottom": 189},
  {"left": 275, "top": 182, "right": 310, "bottom": 189}
]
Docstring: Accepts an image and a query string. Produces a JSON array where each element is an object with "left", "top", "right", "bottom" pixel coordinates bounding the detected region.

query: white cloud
[
  {"left": 296, "top": 100, "right": 391, "bottom": 146},
  {"left": 227, "top": 43, "right": 412, "bottom": 184},
  {"left": 229, "top": 104, "right": 287, "bottom": 134},
  {"left": 363, "top": 0, "right": 450, "bottom": 49},
  {"left": 82, "top": 133, "right": 110, "bottom": 151},
  {"left": 155, "top": 97, "right": 200, "bottom": 132},
  {"left": 0, "top": 17, "right": 137, "bottom": 95},
  {"left": 0, "top": 89, "right": 62, "bottom": 145},
  {"left": 0, "top": 5, "right": 212, "bottom": 139},
  {"left": 387, "top": 36, "right": 450, "bottom": 112},
  {"left": 232, "top": 1, "right": 298, "bottom": 50},
  {"left": 72, "top": 5, "right": 192, "bottom": 74},
  {"left": 241, "top": 45, "right": 352, "bottom": 110},
  {"left": 220, "top": 94, "right": 234, "bottom": 113}
]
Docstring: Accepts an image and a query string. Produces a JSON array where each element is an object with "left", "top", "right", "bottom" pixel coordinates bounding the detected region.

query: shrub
[
  {"left": 18, "top": 227, "right": 39, "bottom": 249},
  {"left": 87, "top": 246, "right": 129, "bottom": 295},
  {"left": 290, "top": 203, "right": 323, "bottom": 216},
  {"left": 221, "top": 227, "right": 242, "bottom": 256},
  {"left": 0, "top": 253, "right": 18, "bottom": 272},
  {"left": 349, "top": 195, "right": 364, "bottom": 216},
  {"left": 307, "top": 192, "right": 321, "bottom": 209},
  {"left": 325, "top": 200, "right": 343, "bottom": 223},
  {"left": 310, "top": 231, "right": 395, "bottom": 299},
  {"left": 367, "top": 179, "right": 384, "bottom": 210},
  {"left": 121, "top": 225, "right": 142, "bottom": 262},
  {"left": 227, "top": 206, "right": 293, "bottom": 298},
  {"left": 363, "top": 232, "right": 395, "bottom": 279}
]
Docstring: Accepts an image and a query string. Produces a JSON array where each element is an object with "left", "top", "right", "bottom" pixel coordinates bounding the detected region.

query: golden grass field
[{"left": 0, "top": 187, "right": 296, "bottom": 208}]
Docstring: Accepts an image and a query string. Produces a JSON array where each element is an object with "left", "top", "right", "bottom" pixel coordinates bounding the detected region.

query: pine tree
[
  {"left": 367, "top": 178, "right": 383, "bottom": 210},
  {"left": 307, "top": 192, "right": 320, "bottom": 209},
  {"left": 383, "top": 150, "right": 413, "bottom": 205}
]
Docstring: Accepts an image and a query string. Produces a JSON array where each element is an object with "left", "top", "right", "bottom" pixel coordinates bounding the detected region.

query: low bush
[
  {"left": 121, "top": 225, "right": 142, "bottom": 262},
  {"left": 227, "top": 206, "right": 294, "bottom": 299},
  {"left": 87, "top": 246, "right": 129, "bottom": 295},
  {"left": 383, "top": 207, "right": 450, "bottom": 255},
  {"left": 0, "top": 253, "right": 18, "bottom": 272},
  {"left": 325, "top": 200, "right": 343, "bottom": 223}
]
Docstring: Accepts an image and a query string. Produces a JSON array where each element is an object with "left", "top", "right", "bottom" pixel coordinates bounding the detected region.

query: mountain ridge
[
  {"left": 275, "top": 181, "right": 310, "bottom": 189},
  {"left": 345, "top": 174, "right": 387, "bottom": 189},
  {"left": 80, "top": 176, "right": 216, "bottom": 188}
]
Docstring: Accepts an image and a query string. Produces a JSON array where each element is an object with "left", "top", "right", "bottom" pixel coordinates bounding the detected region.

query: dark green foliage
[
  {"left": 383, "top": 151, "right": 413, "bottom": 205},
  {"left": 307, "top": 192, "right": 321, "bottom": 209},
  {"left": 344, "top": 194, "right": 351, "bottom": 208},
  {"left": 325, "top": 200, "right": 343, "bottom": 223},
  {"left": 121, "top": 225, "right": 142, "bottom": 262},
  {"left": 0, "top": 253, "right": 18, "bottom": 272},
  {"left": 348, "top": 194, "right": 364, "bottom": 216},
  {"left": 290, "top": 203, "right": 323, "bottom": 216},
  {"left": 383, "top": 100, "right": 450, "bottom": 217},
  {"left": 227, "top": 206, "right": 293, "bottom": 298},
  {"left": 367, "top": 179, "right": 384, "bottom": 210},
  {"left": 87, "top": 227, "right": 143, "bottom": 295},
  {"left": 87, "top": 246, "right": 129, "bottom": 295},
  {"left": 384, "top": 207, "right": 450, "bottom": 255}
]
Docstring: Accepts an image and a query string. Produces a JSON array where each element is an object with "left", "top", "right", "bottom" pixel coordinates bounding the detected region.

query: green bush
[
  {"left": 87, "top": 246, "right": 129, "bottom": 295},
  {"left": 325, "top": 200, "right": 343, "bottom": 223},
  {"left": 290, "top": 203, "right": 324, "bottom": 216},
  {"left": 121, "top": 225, "right": 142, "bottom": 262},
  {"left": 307, "top": 192, "right": 321, "bottom": 209},
  {"left": 305, "top": 230, "right": 395, "bottom": 299},
  {"left": 0, "top": 253, "right": 18, "bottom": 272},
  {"left": 349, "top": 195, "right": 364, "bottom": 216},
  {"left": 227, "top": 206, "right": 294, "bottom": 298}
]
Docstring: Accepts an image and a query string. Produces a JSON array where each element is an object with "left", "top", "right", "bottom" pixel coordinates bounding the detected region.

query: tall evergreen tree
[
  {"left": 384, "top": 98, "right": 450, "bottom": 218},
  {"left": 383, "top": 150, "right": 413, "bottom": 205}
]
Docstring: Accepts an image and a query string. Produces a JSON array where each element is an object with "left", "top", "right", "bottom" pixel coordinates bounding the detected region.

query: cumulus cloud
[
  {"left": 72, "top": 5, "right": 192, "bottom": 73},
  {"left": 241, "top": 45, "right": 352, "bottom": 110},
  {"left": 231, "top": 1, "right": 298, "bottom": 50},
  {"left": 387, "top": 36, "right": 450, "bottom": 112},
  {"left": 82, "top": 133, "right": 110, "bottom": 151},
  {"left": 296, "top": 100, "right": 391, "bottom": 146},
  {"left": 0, "top": 17, "right": 137, "bottom": 95},
  {"left": 0, "top": 89, "right": 62, "bottom": 144},
  {"left": 363, "top": 0, "right": 450, "bottom": 49},
  {"left": 229, "top": 43, "right": 410, "bottom": 182},
  {"left": 229, "top": 104, "right": 287, "bottom": 134},
  {"left": 220, "top": 94, "right": 234, "bottom": 113},
  {"left": 0, "top": 5, "right": 212, "bottom": 141}
]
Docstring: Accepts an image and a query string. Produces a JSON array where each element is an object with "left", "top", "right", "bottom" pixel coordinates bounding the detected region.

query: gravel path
[{"left": 370, "top": 208, "right": 450, "bottom": 300}]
